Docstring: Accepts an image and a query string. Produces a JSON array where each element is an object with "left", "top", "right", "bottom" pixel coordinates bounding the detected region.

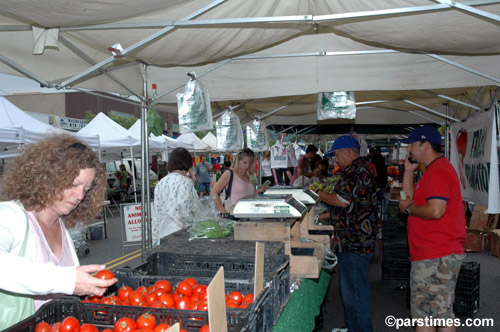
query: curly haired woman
[{"left": 0, "top": 134, "right": 117, "bottom": 329}]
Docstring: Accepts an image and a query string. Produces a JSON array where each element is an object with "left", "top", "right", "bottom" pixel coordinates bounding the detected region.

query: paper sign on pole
[
  {"left": 121, "top": 203, "right": 154, "bottom": 243},
  {"left": 450, "top": 108, "right": 500, "bottom": 213}
]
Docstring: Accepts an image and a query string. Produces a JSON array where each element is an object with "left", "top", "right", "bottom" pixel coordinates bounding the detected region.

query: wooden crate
[{"left": 234, "top": 214, "right": 325, "bottom": 279}]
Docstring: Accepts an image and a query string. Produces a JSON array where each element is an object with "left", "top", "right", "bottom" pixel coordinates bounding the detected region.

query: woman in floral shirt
[{"left": 152, "top": 147, "right": 199, "bottom": 246}]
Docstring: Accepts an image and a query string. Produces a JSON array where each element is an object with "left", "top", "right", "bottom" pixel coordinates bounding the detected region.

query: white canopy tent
[
  {"left": 176, "top": 132, "right": 212, "bottom": 153},
  {"left": 201, "top": 132, "right": 217, "bottom": 151},
  {"left": 0, "top": 96, "right": 100, "bottom": 158},
  {"left": 128, "top": 119, "right": 194, "bottom": 151}
]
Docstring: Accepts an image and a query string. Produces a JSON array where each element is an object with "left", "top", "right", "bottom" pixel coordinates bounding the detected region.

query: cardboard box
[
  {"left": 464, "top": 229, "right": 483, "bottom": 252},
  {"left": 488, "top": 230, "right": 500, "bottom": 258},
  {"left": 468, "top": 205, "right": 499, "bottom": 231}
]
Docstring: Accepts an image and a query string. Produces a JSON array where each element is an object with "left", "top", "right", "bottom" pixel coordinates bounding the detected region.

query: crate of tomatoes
[
  {"left": 107, "top": 268, "right": 274, "bottom": 332},
  {"left": 5, "top": 297, "right": 211, "bottom": 332},
  {"left": 154, "top": 229, "right": 287, "bottom": 278}
]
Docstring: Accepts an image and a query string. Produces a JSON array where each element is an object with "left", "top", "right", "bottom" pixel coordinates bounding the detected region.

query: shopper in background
[
  {"left": 314, "top": 135, "right": 377, "bottom": 332},
  {"left": 399, "top": 126, "right": 466, "bottom": 332},
  {"left": 153, "top": 147, "right": 199, "bottom": 246},
  {"left": 196, "top": 156, "right": 212, "bottom": 197},
  {"left": 115, "top": 164, "right": 132, "bottom": 190},
  {"left": 260, "top": 150, "right": 275, "bottom": 186},
  {"left": 212, "top": 148, "right": 267, "bottom": 214},
  {"left": 291, "top": 144, "right": 318, "bottom": 186},
  {"left": 0, "top": 135, "right": 117, "bottom": 330},
  {"left": 369, "top": 147, "right": 388, "bottom": 199}
]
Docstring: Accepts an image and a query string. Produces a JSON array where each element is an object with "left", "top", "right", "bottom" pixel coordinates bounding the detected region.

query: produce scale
[{"left": 233, "top": 191, "right": 333, "bottom": 279}]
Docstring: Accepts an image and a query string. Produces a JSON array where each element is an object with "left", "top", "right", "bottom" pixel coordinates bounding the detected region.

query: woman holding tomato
[
  {"left": 0, "top": 135, "right": 117, "bottom": 330},
  {"left": 211, "top": 148, "right": 267, "bottom": 214},
  {"left": 152, "top": 147, "right": 199, "bottom": 246}
]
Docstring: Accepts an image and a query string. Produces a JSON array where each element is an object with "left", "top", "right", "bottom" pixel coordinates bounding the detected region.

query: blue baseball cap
[
  {"left": 325, "top": 135, "right": 360, "bottom": 156},
  {"left": 400, "top": 126, "right": 442, "bottom": 145}
]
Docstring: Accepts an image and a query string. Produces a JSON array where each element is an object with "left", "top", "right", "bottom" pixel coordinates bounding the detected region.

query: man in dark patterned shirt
[{"left": 318, "top": 135, "right": 377, "bottom": 332}]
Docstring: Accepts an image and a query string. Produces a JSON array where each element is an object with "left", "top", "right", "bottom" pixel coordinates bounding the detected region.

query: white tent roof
[
  {"left": 1, "top": 1, "right": 499, "bottom": 136},
  {"left": 77, "top": 112, "right": 141, "bottom": 161},
  {"left": 0, "top": 96, "right": 99, "bottom": 150},
  {"left": 128, "top": 119, "right": 194, "bottom": 150},
  {"left": 176, "top": 132, "right": 212, "bottom": 152},
  {"left": 201, "top": 132, "right": 217, "bottom": 150}
]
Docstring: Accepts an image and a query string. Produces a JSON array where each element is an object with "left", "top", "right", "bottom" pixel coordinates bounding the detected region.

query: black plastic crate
[
  {"left": 379, "top": 199, "right": 407, "bottom": 221},
  {"left": 114, "top": 267, "right": 274, "bottom": 332},
  {"left": 382, "top": 226, "right": 408, "bottom": 246},
  {"left": 5, "top": 297, "right": 246, "bottom": 332},
  {"left": 152, "top": 229, "right": 287, "bottom": 278},
  {"left": 382, "top": 263, "right": 411, "bottom": 278},
  {"left": 382, "top": 278, "right": 409, "bottom": 292},
  {"left": 454, "top": 287, "right": 480, "bottom": 316},
  {"left": 382, "top": 244, "right": 410, "bottom": 260}
]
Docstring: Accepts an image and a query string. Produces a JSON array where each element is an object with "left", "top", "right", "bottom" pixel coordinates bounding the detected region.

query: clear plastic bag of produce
[
  {"left": 216, "top": 108, "right": 244, "bottom": 151},
  {"left": 246, "top": 118, "right": 268, "bottom": 152},
  {"left": 189, "top": 196, "right": 235, "bottom": 240},
  {"left": 317, "top": 91, "right": 356, "bottom": 120},
  {"left": 176, "top": 72, "right": 213, "bottom": 133}
]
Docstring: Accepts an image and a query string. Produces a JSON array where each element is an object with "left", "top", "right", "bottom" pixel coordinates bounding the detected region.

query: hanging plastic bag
[
  {"left": 246, "top": 118, "right": 269, "bottom": 152},
  {"left": 287, "top": 143, "right": 298, "bottom": 167},
  {"left": 176, "top": 72, "right": 213, "bottom": 133},
  {"left": 317, "top": 91, "right": 356, "bottom": 120},
  {"left": 216, "top": 109, "right": 244, "bottom": 151},
  {"left": 270, "top": 141, "right": 288, "bottom": 168},
  {"left": 189, "top": 196, "right": 234, "bottom": 240}
]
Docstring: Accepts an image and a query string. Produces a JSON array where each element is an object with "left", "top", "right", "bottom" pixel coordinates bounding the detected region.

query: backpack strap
[{"left": 224, "top": 169, "right": 234, "bottom": 200}]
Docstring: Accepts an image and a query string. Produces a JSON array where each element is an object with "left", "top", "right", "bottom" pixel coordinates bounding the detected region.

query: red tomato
[
  {"left": 144, "top": 291, "right": 158, "bottom": 304},
  {"left": 192, "top": 284, "right": 207, "bottom": 295},
  {"left": 51, "top": 322, "right": 61, "bottom": 332},
  {"left": 198, "top": 289, "right": 208, "bottom": 301},
  {"left": 242, "top": 293, "right": 254, "bottom": 304},
  {"left": 101, "top": 296, "right": 112, "bottom": 304},
  {"left": 154, "top": 280, "right": 172, "bottom": 293},
  {"left": 152, "top": 287, "right": 167, "bottom": 298},
  {"left": 148, "top": 301, "right": 165, "bottom": 309},
  {"left": 183, "top": 277, "right": 197, "bottom": 287},
  {"left": 226, "top": 300, "right": 239, "bottom": 308},
  {"left": 198, "top": 301, "right": 208, "bottom": 311},
  {"left": 136, "top": 313, "right": 156, "bottom": 330},
  {"left": 190, "top": 294, "right": 200, "bottom": 302},
  {"left": 96, "top": 270, "right": 115, "bottom": 280},
  {"left": 88, "top": 295, "right": 103, "bottom": 303},
  {"left": 199, "top": 325, "right": 210, "bottom": 332},
  {"left": 176, "top": 281, "right": 193, "bottom": 297},
  {"left": 114, "top": 317, "right": 137, "bottom": 332},
  {"left": 228, "top": 291, "right": 243, "bottom": 305},
  {"left": 117, "top": 286, "right": 133, "bottom": 301},
  {"left": 189, "top": 300, "right": 199, "bottom": 310},
  {"left": 135, "top": 285, "right": 148, "bottom": 294},
  {"left": 153, "top": 323, "right": 170, "bottom": 332},
  {"left": 79, "top": 324, "right": 99, "bottom": 332},
  {"left": 35, "top": 322, "right": 51, "bottom": 332},
  {"left": 60, "top": 317, "right": 80, "bottom": 332},
  {"left": 175, "top": 296, "right": 191, "bottom": 310},
  {"left": 158, "top": 294, "right": 175, "bottom": 308},
  {"left": 128, "top": 291, "right": 144, "bottom": 305}
]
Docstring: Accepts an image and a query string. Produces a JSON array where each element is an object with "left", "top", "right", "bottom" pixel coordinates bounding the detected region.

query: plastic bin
[
  {"left": 454, "top": 261, "right": 480, "bottom": 316},
  {"left": 88, "top": 224, "right": 103, "bottom": 240},
  {"left": 113, "top": 268, "right": 273, "bottom": 332}
]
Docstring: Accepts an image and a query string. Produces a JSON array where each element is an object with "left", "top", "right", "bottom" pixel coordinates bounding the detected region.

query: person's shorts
[
  {"left": 410, "top": 253, "right": 466, "bottom": 319},
  {"left": 199, "top": 182, "right": 211, "bottom": 193}
]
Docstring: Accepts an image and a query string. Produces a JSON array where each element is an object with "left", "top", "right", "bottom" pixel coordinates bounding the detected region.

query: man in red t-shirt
[{"left": 399, "top": 126, "right": 466, "bottom": 331}]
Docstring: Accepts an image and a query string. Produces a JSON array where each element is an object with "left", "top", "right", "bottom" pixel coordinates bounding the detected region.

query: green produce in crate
[{"left": 189, "top": 219, "right": 233, "bottom": 240}]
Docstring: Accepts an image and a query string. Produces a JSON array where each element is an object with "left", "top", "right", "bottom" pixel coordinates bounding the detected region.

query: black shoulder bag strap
[{"left": 224, "top": 169, "right": 234, "bottom": 200}]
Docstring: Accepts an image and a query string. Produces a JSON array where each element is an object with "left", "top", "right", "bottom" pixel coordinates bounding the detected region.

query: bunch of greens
[{"left": 189, "top": 219, "right": 234, "bottom": 240}]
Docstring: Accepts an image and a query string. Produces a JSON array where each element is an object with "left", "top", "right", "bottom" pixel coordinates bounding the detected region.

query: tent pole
[{"left": 140, "top": 64, "right": 152, "bottom": 255}]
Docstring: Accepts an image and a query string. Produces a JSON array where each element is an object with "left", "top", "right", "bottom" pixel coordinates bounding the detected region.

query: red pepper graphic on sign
[{"left": 456, "top": 129, "right": 467, "bottom": 189}]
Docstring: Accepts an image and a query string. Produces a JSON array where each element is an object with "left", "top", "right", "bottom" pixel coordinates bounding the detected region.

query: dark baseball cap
[{"left": 400, "top": 126, "right": 442, "bottom": 145}]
